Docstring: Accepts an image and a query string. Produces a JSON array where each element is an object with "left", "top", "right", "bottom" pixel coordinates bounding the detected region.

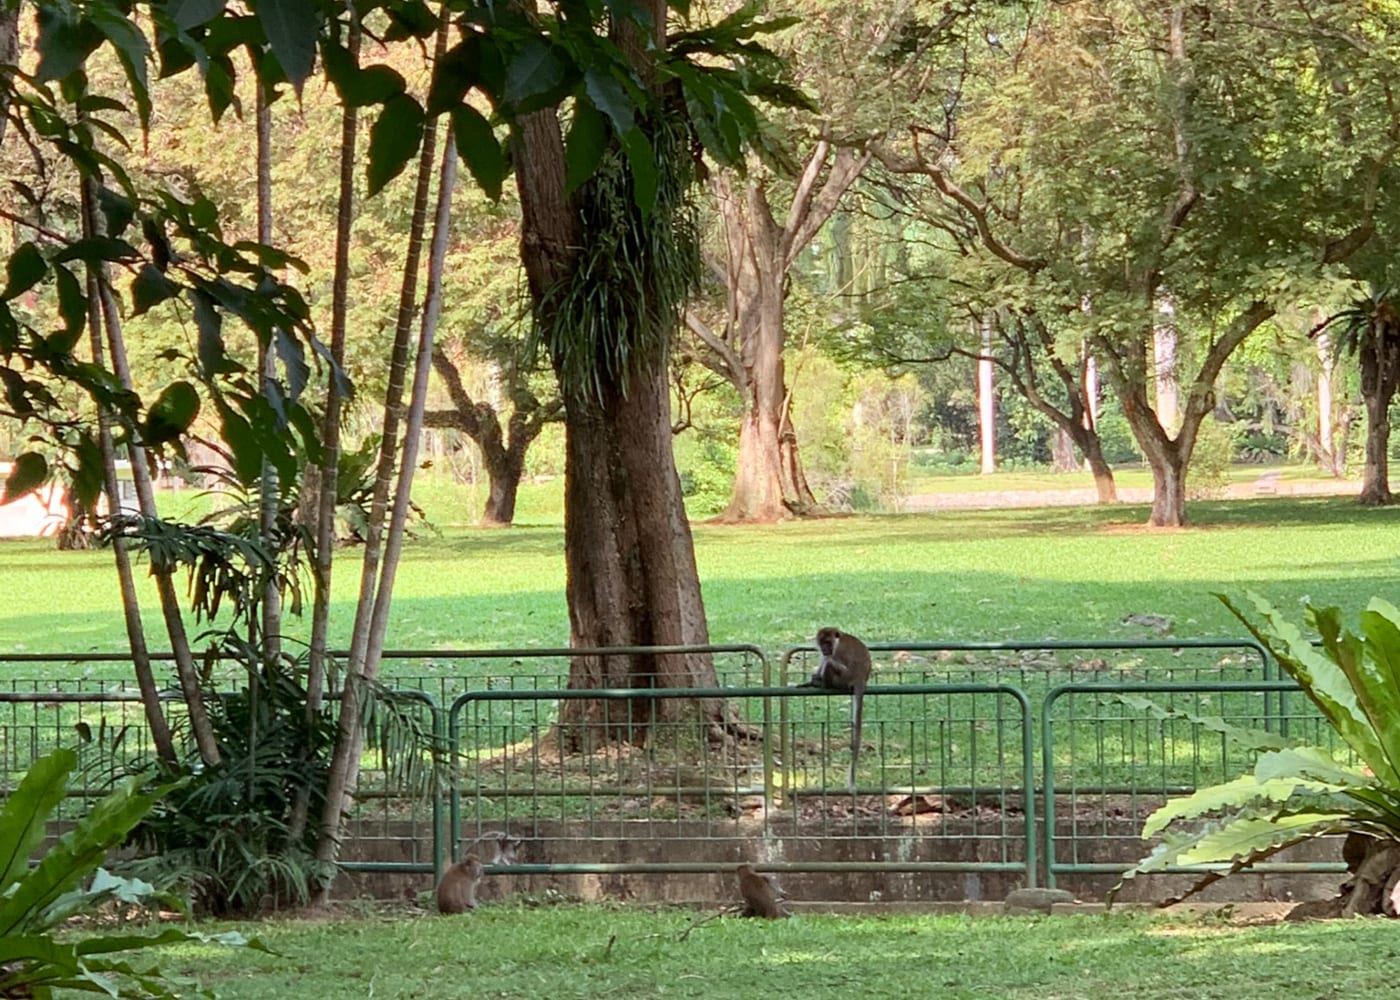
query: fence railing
[{"left": 0, "top": 640, "right": 1348, "bottom": 897}]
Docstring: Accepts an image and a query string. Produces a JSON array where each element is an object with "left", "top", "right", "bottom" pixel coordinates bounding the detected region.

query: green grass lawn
[
  {"left": 3, "top": 491, "right": 1398, "bottom": 676},
  {"left": 155, "top": 907, "right": 1395, "bottom": 1000}
]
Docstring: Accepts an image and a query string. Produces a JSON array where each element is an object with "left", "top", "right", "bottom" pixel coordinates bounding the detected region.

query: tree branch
[{"left": 871, "top": 132, "right": 1045, "bottom": 272}]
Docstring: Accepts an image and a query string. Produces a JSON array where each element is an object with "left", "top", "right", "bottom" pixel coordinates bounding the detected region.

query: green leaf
[
  {"left": 1174, "top": 812, "right": 1344, "bottom": 866},
  {"left": 215, "top": 397, "right": 262, "bottom": 485},
  {"left": 565, "top": 100, "right": 607, "bottom": 194},
  {"left": 256, "top": 1, "right": 319, "bottom": 93},
  {"left": 90, "top": 7, "right": 153, "bottom": 129},
  {"left": 366, "top": 94, "right": 426, "bottom": 197},
  {"left": 1, "top": 453, "right": 49, "bottom": 507},
  {"left": 427, "top": 37, "right": 480, "bottom": 116},
  {"left": 52, "top": 237, "right": 137, "bottom": 265},
  {"left": 1220, "top": 592, "right": 1390, "bottom": 774},
  {"left": 35, "top": 7, "right": 104, "bottom": 83},
  {"left": 205, "top": 54, "right": 237, "bottom": 122},
  {"left": 69, "top": 434, "right": 105, "bottom": 512},
  {"left": 452, "top": 106, "right": 507, "bottom": 200},
  {"left": 0, "top": 773, "right": 161, "bottom": 938},
  {"left": 171, "top": 0, "right": 228, "bottom": 31},
  {"left": 1141, "top": 773, "right": 1327, "bottom": 838},
  {"left": 190, "top": 288, "right": 233, "bottom": 377},
  {"left": 273, "top": 328, "right": 309, "bottom": 401},
  {"left": 3, "top": 243, "right": 46, "bottom": 300},
  {"left": 0, "top": 749, "right": 74, "bottom": 900},
  {"left": 583, "top": 68, "right": 634, "bottom": 135},
  {"left": 1253, "top": 746, "right": 1368, "bottom": 786},
  {"left": 98, "top": 187, "right": 136, "bottom": 238},
  {"left": 323, "top": 42, "right": 408, "bottom": 109},
  {"left": 504, "top": 40, "right": 572, "bottom": 113},
  {"left": 53, "top": 266, "right": 87, "bottom": 345},
  {"left": 131, "top": 264, "right": 180, "bottom": 316},
  {"left": 1112, "top": 694, "right": 1292, "bottom": 753},
  {"left": 383, "top": 1, "right": 438, "bottom": 41},
  {"left": 620, "top": 128, "right": 656, "bottom": 216},
  {"left": 142, "top": 381, "right": 200, "bottom": 446}
]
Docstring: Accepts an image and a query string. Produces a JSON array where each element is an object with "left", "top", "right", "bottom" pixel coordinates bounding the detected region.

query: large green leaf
[
  {"left": 1113, "top": 694, "right": 1292, "bottom": 752},
  {"left": 0, "top": 773, "right": 161, "bottom": 936},
  {"left": 452, "top": 106, "right": 507, "bottom": 201},
  {"left": 1220, "top": 593, "right": 1388, "bottom": 771},
  {"left": 0, "top": 750, "right": 75, "bottom": 892},
  {"left": 366, "top": 94, "right": 426, "bottom": 196},
  {"left": 503, "top": 39, "right": 574, "bottom": 113},
  {"left": 35, "top": 7, "right": 104, "bottom": 83},
  {"left": 2, "top": 243, "right": 46, "bottom": 300},
  {"left": 141, "top": 381, "right": 201, "bottom": 446},
  {"left": 1351, "top": 598, "right": 1400, "bottom": 782},
  {"left": 565, "top": 99, "right": 608, "bottom": 194},
  {"left": 1, "top": 453, "right": 49, "bottom": 507},
  {"left": 1142, "top": 773, "right": 1335, "bottom": 837},
  {"left": 170, "top": 0, "right": 228, "bottom": 32},
  {"left": 256, "top": 1, "right": 318, "bottom": 93},
  {"left": 1173, "top": 813, "right": 1344, "bottom": 866},
  {"left": 1253, "top": 746, "right": 1370, "bottom": 787}
]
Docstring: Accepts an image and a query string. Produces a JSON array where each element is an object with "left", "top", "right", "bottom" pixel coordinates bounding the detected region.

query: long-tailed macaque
[
  {"left": 435, "top": 832, "right": 520, "bottom": 914},
  {"left": 736, "top": 864, "right": 790, "bottom": 918},
  {"left": 799, "top": 626, "right": 872, "bottom": 791},
  {"left": 436, "top": 854, "right": 484, "bottom": 914}
]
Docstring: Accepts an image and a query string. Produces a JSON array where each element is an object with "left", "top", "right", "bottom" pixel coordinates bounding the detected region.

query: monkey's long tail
[{"left": 846, "top": 687, "right": 865, "bottom": 793}]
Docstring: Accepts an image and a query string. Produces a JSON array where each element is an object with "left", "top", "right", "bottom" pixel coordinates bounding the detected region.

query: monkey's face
[{"left": 816, "top": 627, "right": 843, "bottom": 656}]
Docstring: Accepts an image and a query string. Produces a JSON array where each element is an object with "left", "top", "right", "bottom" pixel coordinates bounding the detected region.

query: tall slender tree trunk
[
  {"left": 978, "top": 318, "right": 996, "bottom": 474},
  {"left": 1359, "top": 377, "right": 1394, "bottom": 505},
  {"left": 255, "top": 87, "right": 282, "bottom": 661},
  {"left": 80, "top": 220, "right": 176, "bottom": 769},
  {"left": 1315, "top": 330, "right": 1343, "bottom": 477},
  {"left": 80, "top": 174, "right": 220, "bottom": 765},
  {"left": 314, "top": 9, "right": 444, "bottom": 893}
]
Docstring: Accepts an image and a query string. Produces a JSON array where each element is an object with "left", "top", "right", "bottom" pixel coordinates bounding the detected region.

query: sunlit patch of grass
[
  {"left": 3, "top": 492, "right": 1397, "bottom": 678},
  {"left": 154, "top": 907, "right": 1399, "bottom": 1000}
]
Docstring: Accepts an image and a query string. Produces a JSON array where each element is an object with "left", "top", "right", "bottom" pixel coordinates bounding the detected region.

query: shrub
[
  {"left": 0, "top": 749, "right": 264, "bottom": 999},
  {"left": 1112, "top": 594, "right": 1400, "bottom": 912}
]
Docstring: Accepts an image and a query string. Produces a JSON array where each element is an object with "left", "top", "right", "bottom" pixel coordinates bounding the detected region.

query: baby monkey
[
  {"left": 736, "top": 864, "right": 790, "bottom": 919},
  {"left": 436, "top": 832, "right": 520, "bottom": 914},
  {"left": 798, "top": 626, "right": 872, "bottom": 791}
]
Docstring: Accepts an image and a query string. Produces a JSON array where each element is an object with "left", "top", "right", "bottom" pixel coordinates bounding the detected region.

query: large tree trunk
[
  {"left": 1080, "top": 432, "right": 1118, "bottom": 503},
  {"left": 1357, "top": 329, "right": 1397, "bottom": 506},
  {"left": 425, "top": 349, "right": 559, "bottom": 527},
  {"left": 512, "top": 11, "right": 730, "bottom": 743},
  {"left": 1359, "top": 383, "right": 1393, "bottom": 505},
  {"left": 704, "top": 149, "right": 868, "bottom": 523},
  {"left": 555, "top": 356, "right": 720, "bottom": 746}
]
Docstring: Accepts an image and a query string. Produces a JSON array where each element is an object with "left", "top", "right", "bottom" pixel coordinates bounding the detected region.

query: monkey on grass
[
  {"left": 736, "top": 864, "right": 790, "bottom": 919},
  {"left": 435, "top": 832, "right": 521, "bottom": 914}
]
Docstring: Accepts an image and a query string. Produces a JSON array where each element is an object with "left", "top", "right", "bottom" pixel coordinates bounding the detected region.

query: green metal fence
[
  {"left": 0, "top": 639, "right": 1351, "bottom": 898},
  {"left": 447, "top": 682, "right": 1036, "bottom": 887},
  {"left": 1040, "top": 680, "right": 1347, "bottom": 889}
]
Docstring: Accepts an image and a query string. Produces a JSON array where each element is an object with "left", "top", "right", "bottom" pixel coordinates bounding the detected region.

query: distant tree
[{"left": 1318, "top": 287, "right": 1399, "bottom": 505}]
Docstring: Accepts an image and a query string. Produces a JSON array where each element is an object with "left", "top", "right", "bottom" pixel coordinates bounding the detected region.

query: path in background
[{"left": 902, "top": 476, "right": 1361, "bottom": 512}]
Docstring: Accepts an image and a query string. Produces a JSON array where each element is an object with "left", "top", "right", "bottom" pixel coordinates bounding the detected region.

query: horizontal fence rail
[{"left": 0, "top": 639, "right": 1352, "bottom": 901}]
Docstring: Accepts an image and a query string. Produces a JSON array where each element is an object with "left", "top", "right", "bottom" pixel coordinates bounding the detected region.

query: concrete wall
[{"left": 337, "top": 818, "right": 1346, "bottom": 908}]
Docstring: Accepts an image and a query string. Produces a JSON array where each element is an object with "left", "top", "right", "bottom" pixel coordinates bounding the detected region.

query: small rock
[{"left": 1003, "top": 888, "right": 1075, "bottom": 914}]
